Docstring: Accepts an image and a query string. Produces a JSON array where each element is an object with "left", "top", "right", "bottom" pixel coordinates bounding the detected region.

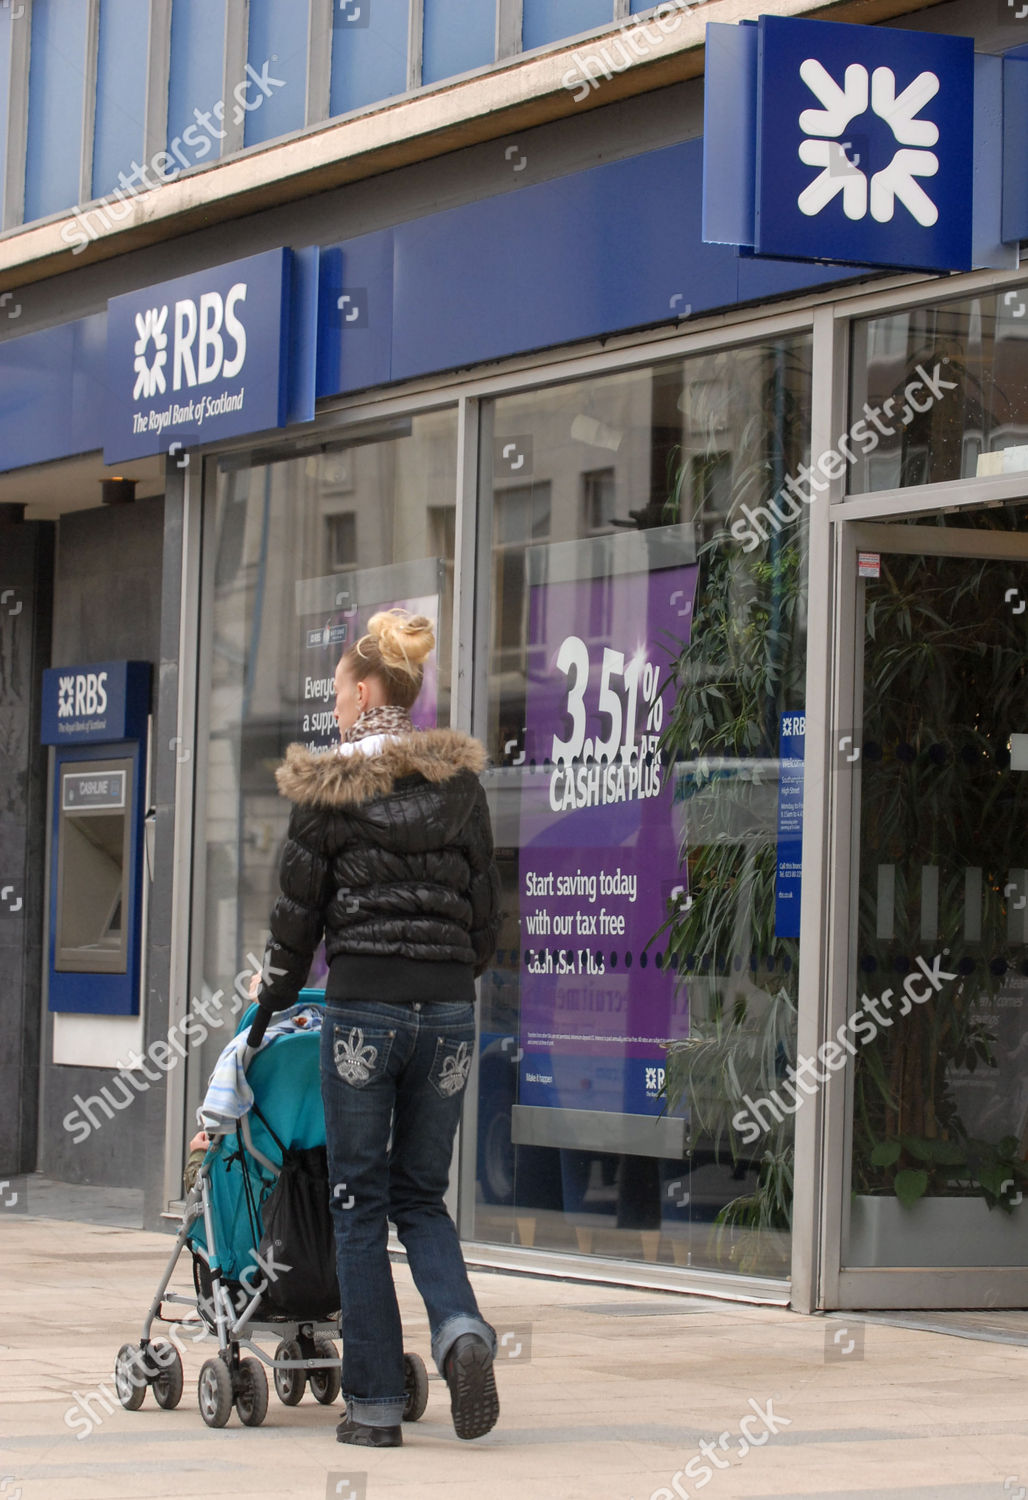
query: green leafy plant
[
  {"left": 659, "top": 525, "right": 804, "bottom": 1271},
  {"left": 664, "top": 984, "right": 796, "bottom": 1273},
  {"left": 657, "top": 335, "right": 1028, "bottom": 1273},
  {"left": 867, "top": 1135, "right": 1028, "bottom": 1212},
  {"left": 656, "top": 339, "right": 813, "bottom": 1273},
  {"left": 851, "top": 544, "right": 1028, "bottom": 1210}
]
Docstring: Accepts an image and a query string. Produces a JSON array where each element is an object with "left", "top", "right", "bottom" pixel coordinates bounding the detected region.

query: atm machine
[{"left": 40, "top": 661, "right": 151, "bottom": 1015}]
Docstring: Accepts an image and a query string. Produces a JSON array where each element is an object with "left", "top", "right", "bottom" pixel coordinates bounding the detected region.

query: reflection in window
[
  {"left": 850, "top": 290, "right": 1028, "bottom": 493},
  {"left": 493, "top": 482, "right": 552, "bottom": 657},
  {"left": 326, "top": 511, "right": 357, "bottom": 571},
  {"left": 191, "top": 411, "right": 458, "bottom": 1126},
  {"left": 475, "top": 339, "right": 813, "bottom": 1278},
  {"left": 691, "top": 452, "right": 733, "bottom": 523},
  {"left": 582, "top": 468, "right": 617, "bottom": 533}
]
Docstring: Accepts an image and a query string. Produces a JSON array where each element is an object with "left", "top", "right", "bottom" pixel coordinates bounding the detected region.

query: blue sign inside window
[
  {"left": 775, "top": 711, "right": 805, "bottom": 940},
  {"left": 754, "top": 17, "right": 974, "bottom": 273}
]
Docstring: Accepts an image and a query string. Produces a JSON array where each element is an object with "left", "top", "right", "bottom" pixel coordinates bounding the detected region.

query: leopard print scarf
[{"left": 342, "top": 704, "right": 414, "bottom": 744}]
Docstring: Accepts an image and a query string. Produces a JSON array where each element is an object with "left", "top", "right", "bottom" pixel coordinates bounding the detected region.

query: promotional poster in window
[{"left": 516, "top": 530, "right": 698, "bottom": 1125}]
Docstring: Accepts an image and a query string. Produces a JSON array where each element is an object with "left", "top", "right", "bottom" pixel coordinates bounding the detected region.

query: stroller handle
[{"left": 246, "top": 1004, "right": 273, "bottom": 1050}]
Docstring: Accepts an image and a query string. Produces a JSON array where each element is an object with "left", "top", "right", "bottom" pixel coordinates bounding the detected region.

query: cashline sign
[{"left": 62, "top": 771, "right": 127, "bottom": 811}]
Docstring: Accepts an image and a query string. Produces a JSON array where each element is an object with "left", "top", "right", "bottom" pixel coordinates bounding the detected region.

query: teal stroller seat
[{"left": 111, "top": 988, "right": 430, "bottom": 1429}]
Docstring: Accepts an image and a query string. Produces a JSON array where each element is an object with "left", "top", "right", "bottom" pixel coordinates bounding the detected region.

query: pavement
[{"left": 2, "top": 1182, "right": 1028, "bottom": 1500}]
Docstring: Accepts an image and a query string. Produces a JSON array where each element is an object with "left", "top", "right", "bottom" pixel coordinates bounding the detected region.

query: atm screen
[{"left": 55, "top": 758, "right": 133, "bottom": 973}]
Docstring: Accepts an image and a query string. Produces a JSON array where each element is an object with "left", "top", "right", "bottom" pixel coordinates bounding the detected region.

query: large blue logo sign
[
  {"left": 103, "top": 249, "right": 295, "bottom": 464},
  {"left": 755, "top": 18, "right": 974, "bottom": 272},
  {"left": 704, "top": 17, "right": 977, "bottom": 275}
]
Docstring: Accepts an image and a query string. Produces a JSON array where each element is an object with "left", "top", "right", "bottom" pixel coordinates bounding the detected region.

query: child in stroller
[{"left": 112, "top": 991, "right": 429, "bottom": 1429}]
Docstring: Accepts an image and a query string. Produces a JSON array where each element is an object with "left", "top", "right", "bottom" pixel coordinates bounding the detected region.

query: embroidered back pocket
[
  {"left": 331, "top": 1023, "right": 394, "bottom": 1088},
  {"left": 429, "top": 1037, "right": 474, "bottom": 1099}
]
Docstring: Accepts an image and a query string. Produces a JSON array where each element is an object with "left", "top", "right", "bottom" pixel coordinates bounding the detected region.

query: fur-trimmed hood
[{"left": 275, "top": 728, "right": 488, "bottom": 808}]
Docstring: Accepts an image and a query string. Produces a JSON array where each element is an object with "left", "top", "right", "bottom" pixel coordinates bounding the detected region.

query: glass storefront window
[
  {"left": 189, "top": 410, "right": 458, "bottom": 1124},
  {"left": 474, "top": 338, "right": 813, "bottom": 1277},
  {"left": 845, "top": 518, "right": 1028, "bottom": 1268},
  {"left": 849, "top": 291, "right": 1028, "bottom": 494}
]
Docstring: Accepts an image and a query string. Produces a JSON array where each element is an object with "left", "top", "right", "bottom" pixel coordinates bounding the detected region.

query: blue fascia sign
[
  {"left": 41, "top": 660, "right": 151, "bottom": 746},
  {"left": 103, "top": 248, "right": 311, "bottom": 464},
  {"left": 705, "top": 17, "right": 978, "bottom": 274}
]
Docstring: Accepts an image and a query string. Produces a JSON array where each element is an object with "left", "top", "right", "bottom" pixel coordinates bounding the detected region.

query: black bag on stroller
[{"left": 257, "top": 1141, "right": 339, "bottom": 1319}]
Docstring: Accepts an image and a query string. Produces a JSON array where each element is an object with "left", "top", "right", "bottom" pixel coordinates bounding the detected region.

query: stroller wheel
[
  {"left": 235, "top": 1357, "right": 270, "bottom": 1427},
  {"left": 114, "top": 1344, "right": 147, "bottom": 1411},
  {"left": 198, "top": 1357, "right": 234, "bottom": 1428},
  {"left": 308, "top": 1340, "right": 341, "bottom": 1405},
  {"left": 150, "top": 1340, "right": 184, "bottom": 1410},
  {"left": 273, "top": 1340, "right": 306, "bottom": 1405},
  {"left": 402, "top": 1352, "right": 428, "bottom": 1422}
]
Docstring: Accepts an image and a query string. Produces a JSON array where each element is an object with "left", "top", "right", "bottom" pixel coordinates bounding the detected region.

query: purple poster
[{"left": 517, "top": 540, "right": 698, "bottom": 1123}]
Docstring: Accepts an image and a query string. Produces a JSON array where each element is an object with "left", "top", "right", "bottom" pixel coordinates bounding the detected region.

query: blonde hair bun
[{"left": 364, "top": 608, "right": 435, "bottom": 675}]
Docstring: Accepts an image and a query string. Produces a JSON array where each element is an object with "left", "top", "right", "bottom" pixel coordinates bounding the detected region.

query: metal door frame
[{"left": 821, "top": 517, "right": 1028, "bottom": 1310}]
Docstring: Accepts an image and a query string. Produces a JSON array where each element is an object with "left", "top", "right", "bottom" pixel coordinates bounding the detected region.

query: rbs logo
[
  {"left": 57, "top": 672, "right": 109, "bottom": 721},
  {"left": 133, "top": 283, "right": 247, "bottom": 401}
]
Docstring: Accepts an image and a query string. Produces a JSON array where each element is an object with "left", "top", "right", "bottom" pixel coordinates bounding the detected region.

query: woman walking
[{"left": 255, "top": 608, "right": 501, "bottom": 1446}]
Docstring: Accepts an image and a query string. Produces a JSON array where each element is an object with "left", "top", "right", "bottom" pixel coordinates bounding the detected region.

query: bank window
[
  {"left": 522, "top": 0, "right": 613, "bottom": 50},
  {"left": 422, "top": 0, "right": 494, "bottom": 85},
  {"left": 849, "top": 290, "right": 1028, "bottom": 493},
  {"left": 0, "top": 7, "right": 9, "bottom": 218},
  {"left": 474, "top": 338, "right": 813, "bottom": 1279},
  {"left": 167, "top": 0, "right": 228, "bottom": 168},
  {"left": 191, "top": 409, "right": 458, "bottom": 1129},
  {"left": 23, "top": 0, "right": 91, "bottom": 223},
  {"left": 244, "top": 0, "right": 309, "bottom": 147},
  {"left": 330, "top": 0, "right": 409, "bottom": 117},
  {"left": 92, "top": 0, "right": 150, "bottom": 201}
]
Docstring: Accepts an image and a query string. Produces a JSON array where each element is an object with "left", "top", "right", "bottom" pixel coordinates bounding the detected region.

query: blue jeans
[{"left": 320, "top": 997, "right": 495, "bottom": 1427}]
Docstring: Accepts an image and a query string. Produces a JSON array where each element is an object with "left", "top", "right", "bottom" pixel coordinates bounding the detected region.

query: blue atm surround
[{"left": 41, "top": 661, "right": 151, "bottom": 1015}]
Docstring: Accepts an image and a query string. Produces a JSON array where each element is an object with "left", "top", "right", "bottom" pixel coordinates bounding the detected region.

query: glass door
[{"left": 831, "top": 516, "right": 1028, "bottom": 1309}]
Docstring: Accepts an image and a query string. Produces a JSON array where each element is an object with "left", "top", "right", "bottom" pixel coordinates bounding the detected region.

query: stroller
[{"left": 113, "top": 990, "right": 429, "bottom": 1429}]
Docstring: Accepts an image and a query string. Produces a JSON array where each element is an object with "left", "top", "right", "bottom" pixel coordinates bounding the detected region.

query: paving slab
[{"left": 1, "top": 1212, "right": 1027, "bottom": 1500}]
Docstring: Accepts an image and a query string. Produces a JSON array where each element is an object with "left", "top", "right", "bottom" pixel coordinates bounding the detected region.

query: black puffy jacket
[{"left": 258, "top": 729, "right": 500, "bottom": 1010}]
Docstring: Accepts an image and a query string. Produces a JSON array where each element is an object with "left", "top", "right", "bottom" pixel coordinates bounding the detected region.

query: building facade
[{"left": 1, "top": 0, "right": 1026, "bottom": 1314}]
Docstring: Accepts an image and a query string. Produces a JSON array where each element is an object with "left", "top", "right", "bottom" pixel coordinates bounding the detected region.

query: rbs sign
[
  {"left": 58, "top": 670, "right": 108, "bottom": 720},
  {"left": 132, "top": 285, "right": 247, "bottom": 401},
  {"left": 104, "top": 249, "right": 293, "bottom": 464},
  {"left": 41, "top": 661, "right": 151, "bottom": 746},
  {"left": 173, "top": 287, "right": 246, "bottom": 389},
  {"left": 703, "top": 17, "right": 976, "bottom": 274}
]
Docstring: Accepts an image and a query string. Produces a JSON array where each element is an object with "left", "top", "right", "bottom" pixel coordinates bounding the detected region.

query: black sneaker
[
  {"left": 336, "top": 1415, "right": 403, "bottom": 1447},
  {"left": 443, "top": 1334, "right": 499, "bottom": 1440}
]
